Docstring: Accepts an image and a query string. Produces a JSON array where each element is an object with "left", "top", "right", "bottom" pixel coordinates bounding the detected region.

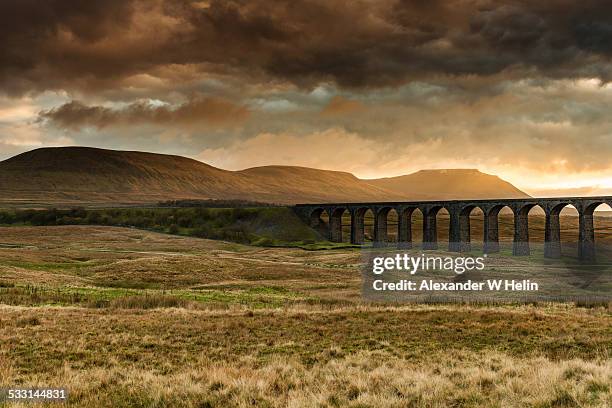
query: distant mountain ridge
[
  {"left": 0, "top": 147, "right": 530, "bottom": 206},
  {"left": 367, "top": 169, "right": 528, "bottom": 200}
]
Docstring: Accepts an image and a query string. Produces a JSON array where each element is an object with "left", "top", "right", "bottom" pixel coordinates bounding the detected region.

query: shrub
[{"left": 16, "top": 316, "right": 41, "bottom": 327}]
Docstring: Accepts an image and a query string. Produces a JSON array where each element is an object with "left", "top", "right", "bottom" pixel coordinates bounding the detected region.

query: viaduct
[{"left": 293, "top": 196, "right": 612, "bottom": 262}]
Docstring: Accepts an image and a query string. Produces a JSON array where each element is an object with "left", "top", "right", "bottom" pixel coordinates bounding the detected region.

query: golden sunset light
[
  {"left": 0, "top": 1, "right": 611, "bottom": 197},
  {"left": 1, "top": 3, "right": 611, "bottom": 407}
]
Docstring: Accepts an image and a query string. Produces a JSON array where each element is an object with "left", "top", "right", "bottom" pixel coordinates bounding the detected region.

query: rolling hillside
[{"left": 0, "top": 147, "right": 530, "bottom": 206}]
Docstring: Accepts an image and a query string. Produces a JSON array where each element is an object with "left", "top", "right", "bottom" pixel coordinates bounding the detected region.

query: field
[{"left": 1, "top": 223, "right": 611, "bottom": 407}]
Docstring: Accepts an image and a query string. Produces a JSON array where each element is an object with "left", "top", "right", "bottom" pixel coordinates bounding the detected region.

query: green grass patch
[{"left": 176, "top": 286, "right": 308, "bottom": 309}]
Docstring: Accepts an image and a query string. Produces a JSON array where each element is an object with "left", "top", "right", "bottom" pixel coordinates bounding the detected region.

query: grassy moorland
[
  {"left": 0, "top": 207, "right": 326, "bottom": 248},
  {"left": 0, "top": 225, "right": 611, "bottom": 407}
]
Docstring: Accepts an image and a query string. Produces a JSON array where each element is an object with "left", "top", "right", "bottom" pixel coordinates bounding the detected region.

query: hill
[
  {"left": 368, "top": 169, "right": 529, "bottom": 200},
  {"left": 0, "top": 147, "right": 529, "bottom": 206},
  {"left": 0, "top": 147, "right": 401, "bottom": 205}
]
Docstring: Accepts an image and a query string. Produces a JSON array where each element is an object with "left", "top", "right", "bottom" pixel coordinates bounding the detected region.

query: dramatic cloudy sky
[{"left": 1, "top": 0, "right": 612, "bottom": 195}]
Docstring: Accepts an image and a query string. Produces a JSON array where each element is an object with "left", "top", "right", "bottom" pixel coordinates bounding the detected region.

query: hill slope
[
  {"left": 368, "top": 169, "right": 529, "bottom": 200},
  {"left": 0, "top": 147, "right": 529, "bottom": 206},
  {"left": 0, "top": 147, "right": 402, "bottom": 205}
]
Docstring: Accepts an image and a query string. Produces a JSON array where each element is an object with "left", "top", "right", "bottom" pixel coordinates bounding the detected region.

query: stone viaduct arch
[{"left": 294, "top": 196, "right": 612, "bottom": 262}]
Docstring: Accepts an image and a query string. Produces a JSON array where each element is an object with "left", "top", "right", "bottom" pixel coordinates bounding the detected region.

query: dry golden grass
[
  {"left": 2, "top": 349, "right": 609, "bottom": 407},
  {"left": 0, "top": 225, "right": 611, "bottom": 407},
  {"left": 0, "top": 226, "right": 363, "bottom": 308},
  {"left": 1, "top": 305, "right": 610, "bottom": 407}
]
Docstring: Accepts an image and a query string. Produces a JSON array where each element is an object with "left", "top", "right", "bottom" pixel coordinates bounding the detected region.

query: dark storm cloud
[
  {"left": 39, "top": 97, "right": 249, "bottom": 129},
  {"left": 0, "top": 0, "right": 136, "bottom": 94},
  {"left": 2, "top": 0, "right": 612, "bottom": 95}
]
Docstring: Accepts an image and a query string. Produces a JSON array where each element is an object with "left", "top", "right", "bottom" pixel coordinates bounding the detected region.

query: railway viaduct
[{"left": 294, "top": 196, "right": 612, "bottom": 262}]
